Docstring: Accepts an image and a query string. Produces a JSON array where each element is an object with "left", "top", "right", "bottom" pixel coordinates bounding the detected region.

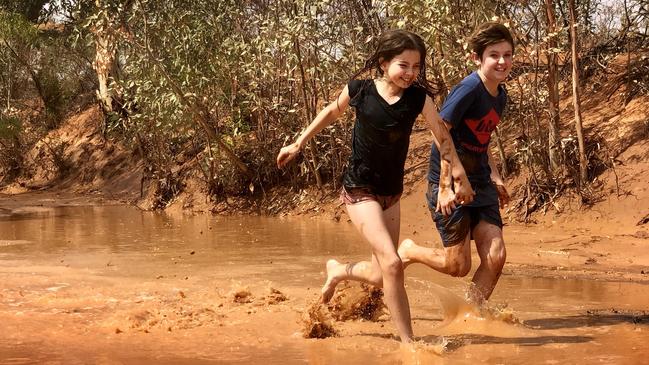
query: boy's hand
[
  {"left": 276, "top": 142, "right": 301, "bottom": 168},
  {"left": 436, "top": 186, "right": 457, "bottom": 217},
  {"left": 495, "top": 183, "right": 510, "bottom": 209},
  {"left": 453, "top": 175, "right": 475, "bottom": 205}
]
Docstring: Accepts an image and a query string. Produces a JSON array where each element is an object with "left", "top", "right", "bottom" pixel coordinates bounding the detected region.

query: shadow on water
[
  {"left": 424, "top": 334, "right": 593, "bottom": 351},
  {"left": 359, "top": 331, "right": 592, "bottom": 352},
  {"left": 411, "top": 316, "right": 444, "bottom": 323},
  {"left": 524, "top": 310, "right": 649, "bottom": 329},
  {"left": 0, "top": 207, "right": 58, "bottom": 221}
]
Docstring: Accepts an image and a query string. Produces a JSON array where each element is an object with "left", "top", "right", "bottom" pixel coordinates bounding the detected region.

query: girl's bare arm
[{"left": 277, "top": 86, "right": 351, "bottom": 168}]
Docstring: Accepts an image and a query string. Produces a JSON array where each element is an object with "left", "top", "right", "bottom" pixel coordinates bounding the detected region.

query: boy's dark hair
[
  {"left": 469, "top": 22, "right": 514, "bottom": 59},
  {"left": 351, "top": 29, "right": 438, "bottom": 97}
]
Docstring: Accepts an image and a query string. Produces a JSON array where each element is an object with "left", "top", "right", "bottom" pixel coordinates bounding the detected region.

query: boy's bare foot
[
  {"left": 321, "top": 259, "right": 342, "bottom": 303},
  {"left": 465, "top": 282, "right": 487, "bottom": 308},
  {"left": 398, "top": 239, "right": 416, "bottom": 268}
]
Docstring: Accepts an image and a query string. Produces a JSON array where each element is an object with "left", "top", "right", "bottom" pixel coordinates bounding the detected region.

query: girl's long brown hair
[{"left": 350, "top": 29, "right": 439, "bottom": 98}]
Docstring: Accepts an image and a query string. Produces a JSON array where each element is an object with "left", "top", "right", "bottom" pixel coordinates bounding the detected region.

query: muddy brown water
[{"left": 0, "top": 205, "right": 647, "bottom": 364}]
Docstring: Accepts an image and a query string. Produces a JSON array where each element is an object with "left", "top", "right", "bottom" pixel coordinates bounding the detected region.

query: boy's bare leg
[
  {"left": 328, "top": 200, "right": 413, "bottom": 342},
  {"left": 321, "top": 254, "right": 382, "bottom": 302},
  {"left": 469, "top": 220, "right": 506, "bottom": 303},
  {"left": 398, "top": 235, "right": 472, "bottom": 277}
]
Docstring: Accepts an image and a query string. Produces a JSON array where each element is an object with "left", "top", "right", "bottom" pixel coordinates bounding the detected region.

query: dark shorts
[
  {"left": 426, "top": 181, "right": 503, "bottom": 247},
  {"left": 340, "top": 186, "right": 402, "bottom": 211}
]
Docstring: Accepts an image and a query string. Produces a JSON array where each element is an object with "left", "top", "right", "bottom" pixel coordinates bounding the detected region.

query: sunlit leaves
[
  {"left": 0, "top": 11, "right": 39, "bottom": 43},
  {"left": 64, "top": 0, "right": 647, "bottom": 197}
]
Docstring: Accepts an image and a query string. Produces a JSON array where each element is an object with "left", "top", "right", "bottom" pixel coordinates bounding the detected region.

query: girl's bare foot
[
  {"left": 321, "top": 259, "right": 342, "bottom": 303},
  {"left": 398, "top": 239, "right": 416, "bottom": 268}
]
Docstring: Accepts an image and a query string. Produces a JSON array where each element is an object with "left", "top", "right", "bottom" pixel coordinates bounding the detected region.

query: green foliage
[
  {"left": 0, "top": 11, "right": 42, "bottom": 107},
  {"left": 0, "top": 0, "right": 49, "bottom": 22},
  {"left": 0, "top": 113, "right": 22, "bottom": 183},
  {"left": 0, "top": 114, "right": 21, "bottom": 139},
  {"left": 14, "top": 0, "right": 631, "bottom": 208},
  {"left": 0, "top": 9, "right": 92, "bottom": 123},
  {"left": 0, "top": 10, "right": 39, "bottom": 43}
]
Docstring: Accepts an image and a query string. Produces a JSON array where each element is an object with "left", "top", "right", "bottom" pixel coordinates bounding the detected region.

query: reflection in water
[
  {"left": 0, "top": 205, "right": 648, "bottom": 364},
  {"left": 1, "top": 205, "right": 365, "bottom": 255}
]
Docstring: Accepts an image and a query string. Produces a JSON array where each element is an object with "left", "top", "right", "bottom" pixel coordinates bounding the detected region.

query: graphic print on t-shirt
[{"left": 463, "top": 107, "right": 500, "bottom": 150}]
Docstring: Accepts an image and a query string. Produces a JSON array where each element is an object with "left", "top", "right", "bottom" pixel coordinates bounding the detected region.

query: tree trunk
[
  {"left": 293, "top": 36, "right": 323, "bottom": 189},
  {"left": 623, "top": 0, "right": 633, "bottom": 105},
  {"left": 568, "top": 0, "right": 588, "bottom": 184},
  {"left": 92, "top": 0, "right": 115, "bottom": 113},
  {"left": 6, "top": 57, "right": 10, "bottom": 110},
  {"left": 493, "top": 127, "right": 509, "bottom": 178},
  {"left": 544, "top": 0, "right": 561, "bottom": 171},
  {"left": 2, "top": 39, "right": 47, "bottom": 113},
  {"left": 93, "top": 30, "right": 114, "bottom": 113},
  {"left": 433, "top": 37, "right": 449, "bottom": 97}
]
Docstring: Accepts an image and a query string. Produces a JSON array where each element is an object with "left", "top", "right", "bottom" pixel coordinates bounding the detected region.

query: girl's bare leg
[
  {"left": 321, "top": 201, "right": 402, "bottom": 302},
  {"left": 338, "top": 200, "right": 413, "bottom": 342}
]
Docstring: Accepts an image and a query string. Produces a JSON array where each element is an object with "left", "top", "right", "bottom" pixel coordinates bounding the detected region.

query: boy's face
[{"left": 473, "top": 41, "right": 513, "bottom": 83}]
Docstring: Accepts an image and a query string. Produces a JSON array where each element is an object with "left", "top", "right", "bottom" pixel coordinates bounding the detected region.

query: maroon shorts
[{"left": 340, "top": 186, "right": 402, "bottom": 211}]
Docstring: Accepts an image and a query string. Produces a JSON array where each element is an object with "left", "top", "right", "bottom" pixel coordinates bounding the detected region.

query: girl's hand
[
  {"left": 277, "top": 142, "right": 301, "bottom": 168},
  {"left": 454, "top": 175, "right": 475, "bottom": 205},
  {"left": 436, "top": 186, "right": 457, "bottom": 216},
  {"left": 494, "top": 183, "right": 510, "bottom": 209}
]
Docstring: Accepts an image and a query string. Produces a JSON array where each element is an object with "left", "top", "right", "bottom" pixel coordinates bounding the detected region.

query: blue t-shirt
[{"left": 428, "top": 72, "right": 506, "bottom": 205}]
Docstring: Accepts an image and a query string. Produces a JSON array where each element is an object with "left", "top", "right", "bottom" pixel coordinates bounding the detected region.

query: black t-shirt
[{"left": 342, "top": 79, "right": 426, "bottom": 195}]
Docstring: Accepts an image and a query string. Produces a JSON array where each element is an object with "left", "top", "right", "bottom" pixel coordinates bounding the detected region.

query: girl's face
[
  {"left": 380, "top": 49, "right": 421, "bottom": 89},
  {"left": 474, "top": 41, "right": 513, "bottom": 83}
]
